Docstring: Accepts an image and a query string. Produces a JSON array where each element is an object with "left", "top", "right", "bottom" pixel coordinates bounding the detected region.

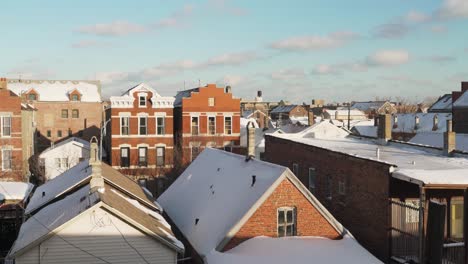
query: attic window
[
  {"left": 208, "top": 97, "right": 215, "bottom": 107},
  {"left": 28, "top": 93, "right": 37, "bottom": 101},
  {"left": 71, "top": 94, "right": 80, "bottom": 101},
  {"left": 393, "top": 115, "right": 398, "bottom": 127},
  {"left": 414, "top": 116, "right": 420, "bottom": 129},
  {"left": 433, "top": 115, "right": 439, "bottom": 130},
  {"left": 277, "top": 207, "right": 296, "bottom": 237},
  {"left": 139, "top": 95, "right": 147, "bottom": 107}
]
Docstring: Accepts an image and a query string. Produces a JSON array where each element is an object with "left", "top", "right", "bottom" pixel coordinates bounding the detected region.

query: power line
[
  {"left": 110, "top": 219, "right": 150, "bottom": 264},
  {"left": 0, "top": 185, "right": 112, "bottom": 264}
]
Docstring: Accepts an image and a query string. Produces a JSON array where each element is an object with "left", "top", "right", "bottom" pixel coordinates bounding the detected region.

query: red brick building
[
  {"left": 270, "top": 104, "right": 308, "bottom": 121},
  {"left": 173, "top": 84, "right": 241, "bottom": 165},
  {"left": 107, "top": 83, "right": 175, "bottom": 177},
  {"left": 7, "top": 79, "right": 103, "bottom": 152},
  {"left": 158, "top": 148, "right": 379, "bottom": 263},
  {"left": 0, "top": 78, "right": 23, "bottom": 181}
]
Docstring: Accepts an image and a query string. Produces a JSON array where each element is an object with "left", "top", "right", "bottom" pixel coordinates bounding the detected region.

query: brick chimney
[
  {"left": 462, "top": 82, "right": 468, "bottom": 93},
  {"left": 246, "top": 122, "right": 256, "bottom": 161},
  {"left": 225, "top": 85, "right": 232, "bottom": 94},
  {"left": 308, "top": 111, "right": 315, "bottom": 126},
  {"left": 377, "top": 114, "right": 391, "bottom": 145},
  {"left": 443, "top": 120, "right": 456, "bottom": 156},
  {"left": 0, "top": 78, "right": 7, "bottom": 90},
  {"left": 89, "top": 137, "right": 104, "bottom": 192}
]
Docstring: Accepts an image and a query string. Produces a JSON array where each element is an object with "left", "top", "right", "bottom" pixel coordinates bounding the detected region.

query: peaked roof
[
  {"left": 39, "top": 137, "right": 89, "bottom": 156},
  {"left": 0, "top": 182, "right": 34, "bottom": 201},
  {"left": 351, "top": 101, "right": 388, "bottom": 111},
  {"left": 453, "top": 90, "right": 468, "bottom": 108},
  {"left": 9, "top": 183, "right": 184, "bottom": 258},
  {"left": 158, "top": 148, "right": 345, "bottom": 257},
  {"left": 174, "top": 87, "right": 200, "bottom": 107},
  {"left": 25, "top": 160, "right": 158, "bottom": 215},
  {"left": 121, "top": 83, "right": 161, "bottom": 97},
  {"left": 428, "top": 94, "right": 452, "bottom": 112},
  {"left": 270, "top": 105, "right": 299, "bottom": 114}
]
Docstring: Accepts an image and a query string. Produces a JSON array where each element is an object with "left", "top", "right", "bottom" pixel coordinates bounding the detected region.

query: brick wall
[
  {"left": 264, "top": 135, "right": 390, "bottom": 261},
  {"left": 223, "top": 177, "right": 341, "bottom": 251}
]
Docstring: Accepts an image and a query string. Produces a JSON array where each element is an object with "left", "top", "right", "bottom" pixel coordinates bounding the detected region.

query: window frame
[
  {"left": 139, "top": 95, "right": 147, "bottom": 107},
  {"left": 191, "top": 116, "right": 199, "bottom": 136},
  {"left": 208, "top": 97, "right": 215, "bottom": 107},
  {"left": 191, "top": 145, "right": 200, "bottom": 161},
  {"left": 61, "top": 109, "right": 68, "bottom": 118},
  {"left": 208, "top": 116, "right": 216, "bottom": 135},
  {"left": 308, "top": 168, "right": 316, "bottom": 193},
  {"left": 139, "top": 116, "right": 148, "bottom": 135},
  {"left": 277, "top": 207, "right": 296, "bottom": 237},
  {"left": 138, "top": 147, "right": 148, "bottom": 167},
  {"left": 156, "top": 117, "right": 165, "bottom": 135},
  {"left": 120, "top": 147, "right": 130, "bottom": 168},
  {"left": 120, "top": 116, "right": 130, "bottom": 136},
  {"left": 0, "top": 116, "right": 12, "bottom": 137},
  {"left": 1, "top": 149, "right": 12, "bottom": 171},
  {"left": 28, "top": 93, "right": 37, "bottom": 101},
  {"left": 224, "top": 116, "right": 232, "bottom": 135},
  {"left": 292, "top": 163, "right": 299, "bottom": 176},
  {"left": 72, "top": 109, "right": 79, "bottom": 119},
  {"left": 57, "top": 130, "right": 62, "bottom": 138},
  {"left": 156, "top": 147, "right": 165, "bottom": 167}
]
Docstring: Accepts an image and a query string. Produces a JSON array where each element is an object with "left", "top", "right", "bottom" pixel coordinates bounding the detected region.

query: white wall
[{"left": 39, "top": 142, "right": 90, "bottom": 180}]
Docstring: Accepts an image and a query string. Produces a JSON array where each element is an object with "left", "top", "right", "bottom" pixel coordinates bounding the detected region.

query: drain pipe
[{"left": 418, "top": 186, "right": 426, "bottom": 264}]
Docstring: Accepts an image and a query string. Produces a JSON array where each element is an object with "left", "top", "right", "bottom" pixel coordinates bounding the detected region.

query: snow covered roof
[
  {"left": 240, "top": 117, "right": 259, "bottom": 128},
  {"left": 428, "top": 94, "right": 452, "bottom": 112},
  {"left": 269, "top": 133, "right": 468, "bottom": 186},
  {"left": 110, "top": 83, "right": 174, "bottom": 109},
  {"left": 7, "top": 79, "right": 101, "bottom": 102},
  {"left": 351, "top": 101, "right": 387, "bottom": 111},
  {"left": 158, "top": 148, "right": 349, "bottom": 257},
  {"left": 296, "top": 121, "right": 349, "bottom": 139},
  {"left": 39, "top": 137, "right": 89, "bottom": 157},
  {"left": 206, "top": 235, "right": 381, "bottom": 264},
  {"left": 352, "top": 125, "right": 378, "bottom": 138},
  {"left": 453, "top": 91, "right": 468, "bottom": 108},
  {"left": 409, "top": 132, "right": 468, "bottom": 152},
  {"left": 270, "top": 105, "right": 299, "bottom": 114},
  {"left": 392, "top": 113, "right": 452, "bottom": 133},
  {"left": 0, "top": 182, "right": 34, "bottom": 201},
  {"left": 25, "top": 160, "right": 158, "bottom": 215},
  {"left": 289, "top": 116, "right": 309, "bottom": 126},
  {"left": 325, "top": 109, "right": 366, "bottom": 118},
  {"left": 9, "top": 183, "right": 184, "bottom": 258},
  {"left": 393, "top": 169, "right": 468, "bottom": 186}
]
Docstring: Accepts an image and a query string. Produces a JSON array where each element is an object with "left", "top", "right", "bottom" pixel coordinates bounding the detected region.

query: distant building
[
  {"left": 173, "top": 84, "right": 241, "bottom": 165},
  {"left": 158, "top": 148, "right": 380, "bottom": 264},
  {"left": 107, "top": 83, "right": 175, "bottom": 180},
  {"left": 240, "top": 90, "right": 286, "bottom": 116},
  {"left": 427, "top": 94, "right": 452, "bottom": 113},
  {"left": 241, "top": 109, "right": 270, "bottom": 129},
  {"left": 452, "top": 82, "right": 468, "bottom": 133},
  {"left": 270, "top": 105, "right": 308, "bottom": 121},
  {"left": 7, "top": 79, "right": 103, "bottom": 152},
  {"left": 8, "top": 143, "right": 184, "bottom": 263},
  {"left": 351, "top": 101, "right": 396, "bottom": 118},
  {"left": 323, "top": 109, "right": 367, "bottom": 122},
  {"left": 38, "top": 137, "right": 91, "bottom": 180}
]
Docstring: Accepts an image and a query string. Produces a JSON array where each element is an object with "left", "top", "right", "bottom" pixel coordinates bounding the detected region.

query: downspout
[{"left": 419, "top": 186, "right": 426, "bottom": 264}]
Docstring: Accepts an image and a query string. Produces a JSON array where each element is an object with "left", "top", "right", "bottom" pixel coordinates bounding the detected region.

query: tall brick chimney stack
[
  {"left": 462, "top": 82, "right": 468, "bottom": 93},
  {"left": 308, "top": 111, "right": 315, "bottom": 126},
  {"left": 0, "top": 78, "right": 7, "bottom": 90},
  {"left": 89, "top": 137, "right": 104, "bottom": 192},
  {"left": 377, "top": 114, "right": 391, "bottom": 145},
  {"left": 246, "top": 121, "right": 256, "bottom": 161},
  {"left": 444, "top": 120, "right": 456, "bottom": 156}
]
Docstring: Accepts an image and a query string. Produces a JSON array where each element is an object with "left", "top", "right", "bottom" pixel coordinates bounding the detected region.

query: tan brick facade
[{"left": 223, "top": 178, "right": 341, "bottom": 251}]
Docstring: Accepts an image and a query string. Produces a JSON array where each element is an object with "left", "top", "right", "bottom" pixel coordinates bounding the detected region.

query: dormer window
[
  {"left": 68, "top": 89, "right": 81, "bottom": 101},
  {"left": 139, "top": 95, "right": 147, "bottom": 107},
  {"left": 414, "top": 116, "right": 420, "bottom": 129},
  {"left": 71, "top": 94, "right": 79, "bottom": 101},
  {"left": 433, "top": 115, "right": 439, "bottom": 131},
  {"left": 28, "top": 93, "right": 37, "bottom": 101},
  {"left": 393, "top": 115, "right": 398, "bottom": 128}
]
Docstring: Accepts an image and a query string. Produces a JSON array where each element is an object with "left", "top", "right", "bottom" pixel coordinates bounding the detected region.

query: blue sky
[{"left": 1, "top": 0, "right": 467, "bottom": 103}]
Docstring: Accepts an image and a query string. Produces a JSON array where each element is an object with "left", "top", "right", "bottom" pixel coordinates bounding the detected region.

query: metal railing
[
  {"left": 442, "top": 242, "right": 465, "bottom": 264},
  {"left": 391, "top": 200, "right": 422, "bottom": 263}
]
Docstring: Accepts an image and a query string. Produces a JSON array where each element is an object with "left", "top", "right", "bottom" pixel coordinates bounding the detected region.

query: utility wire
[{"left": 110, "top": 219, "right": 151, "bottom": 264}]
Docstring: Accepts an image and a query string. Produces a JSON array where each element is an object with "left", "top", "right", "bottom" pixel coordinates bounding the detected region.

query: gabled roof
[
  {"left": 25, "top": 161, "right": 158, "bottom": 215},
  {"left": 392, "top": 113, "right": 451, "bottom": 133},
  {"left": 174, "top": 88, "right": 199, "bottom": 107},
  {"left": 7, "top": 79, "right": 101, "bottom": 102},
  {"left": 453, "top": 91, "right": 468, "bottom": 108},
  {"left": 121, "top": 83, "right": 161, "bottom": 97},
  {"left": 9, "top": 183, "right": 184, "bottom": 258},
  {"left": 270, "top": 105, "right": 299, "bottom": 114},
  {"left": 351, "top": 101, "right": 388, "bottom": 111},
  {"left": 0, "top": 182, "right": 34, "bottom": 201},
  {"left": 158, "top": 148, "right": 346, "bottom": 257},
  {"left": 428, "top": 94, "right": 452, "bottom": 112},
  {"left": 39, "top": 137, "right": 89, "bottom": 157}
]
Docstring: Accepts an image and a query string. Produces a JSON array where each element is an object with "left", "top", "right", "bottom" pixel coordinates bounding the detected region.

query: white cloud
[
  {"left": 270, "top": 69, "right": 307, "bottom": 81},
  {"left": 366, "top": 50, "right": 410, "bottom": 66},
  {"left": 270, "top": 31, "right": 358, "bottom": 51},
  {"left": 76, "top": 21, "right": 147, "bottom": 36},
  {"left": 154, "top": 4, "right": 194, "bottom": 28},
  {"left": 405, "top": 11, "right": 430, "bottom": 23},
  {"left": 436, "top": 0, "right": 468, "bottom": 19}
]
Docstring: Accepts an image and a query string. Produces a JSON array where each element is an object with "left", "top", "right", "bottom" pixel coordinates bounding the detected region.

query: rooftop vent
[
  {"left": 195, "top": 218, "right": 199, "bottom": 225},
  {"left": 251, "top": 175, "right": 256, "bottom": 187}
]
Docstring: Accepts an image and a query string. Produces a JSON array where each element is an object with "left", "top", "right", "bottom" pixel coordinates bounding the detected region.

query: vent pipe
[
  {"left": 246, "top": 121, "right": 256, "bottom": 161},
  {"left": 443, "top": 120, "right": 456, "bottom": 156},
  {"left": 89, "top": 137, "right": 104, "bottom": 192}
]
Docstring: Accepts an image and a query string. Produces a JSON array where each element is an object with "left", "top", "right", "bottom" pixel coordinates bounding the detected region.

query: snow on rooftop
[
  {"left": 157, "top": 148, "right": 288, "bottom": 256},
  {"left": 10, "top": 185, "right": 98, "bottom": 256},
  {"left": 270, "top": 133, "right": 468, "bottom": 184},
  {"left": 393, "top": 113, "right": 451, "bottom": 133},
  {"left": 393, "top": 169, "right": 468, "bottom": 186},
  {"left": 0, "top": 182, "right": 33, "bottom": 201},
  {"left": 25, "top": 160, "right": 91, "bottom": 214},
  {"left": 429, "top": 94, "right": 452, "bottom": 111},
  {"left": 453, "top": 91, "right": 468, "bottom": 107},
  {"left": 409, "top": 132, "right": 468, "bottom": 152},
  {"left": 206, "top": 235, "right": 382, "bottom": 264},
  {"left": 7, "top": 79, "right": 101, "bottom": 102}
]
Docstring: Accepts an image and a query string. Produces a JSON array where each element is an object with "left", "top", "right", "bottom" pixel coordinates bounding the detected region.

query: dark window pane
[
  {"left": 278, "top": 211, "right": 285, "bottom": 224},
  {"left": 287, "top": 210, "right": 293, "bottom": 223},
  {"left": 278, "top": 226, "right": 285, "bottom": 237},
  {"left": 286, "top": 225, "right": 293, "bottom": 236}
]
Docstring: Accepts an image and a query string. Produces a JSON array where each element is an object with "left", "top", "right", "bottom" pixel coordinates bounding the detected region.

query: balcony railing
[{"left": 442, "top": 242, "right": 465, "bottom": 264}]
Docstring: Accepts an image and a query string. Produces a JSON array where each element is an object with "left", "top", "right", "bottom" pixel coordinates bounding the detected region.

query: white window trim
[
  {"left": 207, "top": 115, "right": 216, "bottom": 135},
  {"left": 138, "top": 94, "right": 147, "bottom": 108},
  {"left": 224, "top": 116, "right": 232, "bottom": 135},
  {"left": 156, "top": 146, "right": 166, "bottom": 166},
  {"left": 208, "top": 97, "right": 215, "bottom": 107},
  {"left": 1, "top": 148, "right": 12, "bottom": 171},
  {"left": 277, "top": 207, "right": 296, "bottom": 237},
  {"left": 191, "top": 116, "right": 199, "bottom": 135},
  {"left": 138, "top": 116, "right": 148, "bottom": 135},
  {"left": 0, "top": 115, "right": 12, "bottom": 138},
  {"left": 120, "top": 116, "right": 130, "bottom": 136}
]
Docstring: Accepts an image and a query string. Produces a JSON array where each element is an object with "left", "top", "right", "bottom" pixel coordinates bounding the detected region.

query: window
[
  {"left": 120, "top": 117, "right": 129, "bottom": 135},
  {"left": 55, "top": 158, "right": 68, "bottom": 169},
  {"left": 68, "top": 129, "right": 72, "bottom": 137},
  {"left": 1, "top": 149, "right": 12, "bottom": 171},
  {"left": 208, "top": 116, "right": 216, "bottom": 135},
  {"left": 47, "top": 130, "right": 51, "bottom": 137},
  {"left": 156, "top": 117, "right": 165, "bottom": 135},
  {"left": 415, "top": 116, "right": 420, "bottom": 129},
  {"left": 277, "top": 207, "right": 296, "bottom": 237},
  {"left": 208, "top": 97, "right": 215, "bottom": 107},
  {"left": 224, "top": 116, "right": 232, "bottom": 135},
  {"left": 138, "top": 147, "right": 147, "bottom": 167},
  {"left": 191, "top": 117, "right": 199, "bottom": 135},
  {"left": 72, "top": 109, "right": 79, "bottom": 118},
  {"left": 120, "top": 147, "right": 130, "bottom": 168},
  {"left": 71, "top": 94, "right": 79, "bottom": 101},
  {"left": 450, "top": 198, "right": 464, "bottom": 239},
  {"left": 308, "top": 168, "right": 316, "bottom": 193},
  {"left": 292, "top": 163, "right": 299, "bottom": 176},
  {"left": 28, "top": 93, "right": 37, "bottom": 101},
  {"left": 139, "top": 117, "right": 147, "bottom": 135},
  {"left": 61, "top": 109, "right": 68, "bottom": 118},
  {"left": 1, "top": 116, "right": 11, "bottom": 137},
  {"left": 326, "top": 176, "right": 332, "bottom": 199},
  {"left": 191, "top": 146, "right": 200, "bottom": 161},
  {"left": 57, "top": 130, "right": 62, "bottom": 137},
  {"left": 156, "top": 147, "right": 165, "bottom": 166},
  {"left": 139, "top": 95, "right": 146, "bottom": 107},
  {"left": 338, "top": 180, "right": 346, "bottom": 195}
]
